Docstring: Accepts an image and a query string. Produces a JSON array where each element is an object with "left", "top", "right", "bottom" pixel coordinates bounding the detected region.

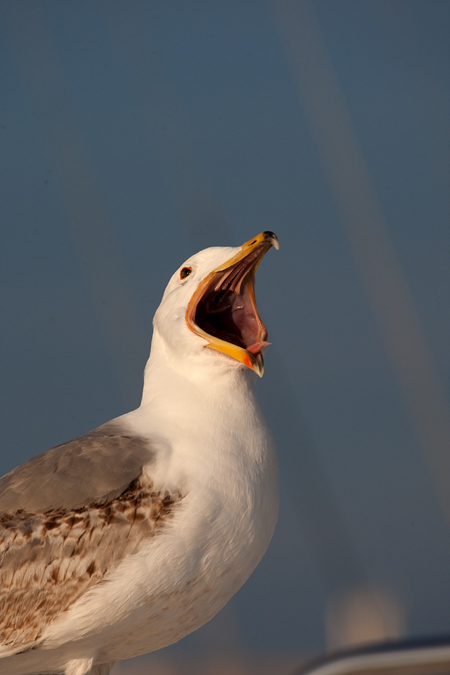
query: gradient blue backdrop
[{"left": 0, "top": 0, "right": 449, "bottom": 666}]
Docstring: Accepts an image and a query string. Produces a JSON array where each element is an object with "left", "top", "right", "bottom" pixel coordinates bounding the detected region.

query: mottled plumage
[{"left": 0, "top": 464, "right": 181, "bottom": 653}]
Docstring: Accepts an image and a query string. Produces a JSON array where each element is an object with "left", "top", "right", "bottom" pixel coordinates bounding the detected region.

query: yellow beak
[{"left": 185, "top": 231, "right": 279, "bottom": 377}]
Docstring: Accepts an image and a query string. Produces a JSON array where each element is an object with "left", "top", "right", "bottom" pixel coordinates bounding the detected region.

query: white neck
[
  {"left": 140, "top": 327, "right": 257, "bottom": 410},
  {"left": 130, "top": 327, "right": 274, "bottom": 502}
]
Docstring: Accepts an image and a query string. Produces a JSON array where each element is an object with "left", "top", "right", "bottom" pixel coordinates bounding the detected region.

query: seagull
[{"left": 0, "top": 231, "right": 280, "bottom": 675}]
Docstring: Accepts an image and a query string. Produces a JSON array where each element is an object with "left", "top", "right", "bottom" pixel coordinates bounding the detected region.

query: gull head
[{"left": 152, "top": 231, "right": 279, "bottom": 378}]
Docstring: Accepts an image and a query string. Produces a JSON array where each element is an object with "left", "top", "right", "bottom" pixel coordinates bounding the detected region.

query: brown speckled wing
[{"left": 0, "top": 480, "right": 182, "bottom": 653}]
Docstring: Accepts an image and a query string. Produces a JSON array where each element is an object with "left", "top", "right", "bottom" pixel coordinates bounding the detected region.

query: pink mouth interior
[{"left": 194, "top": 248, "right": 268, "bottom": 353}]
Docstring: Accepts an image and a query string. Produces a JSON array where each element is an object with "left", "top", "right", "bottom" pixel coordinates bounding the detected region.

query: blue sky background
[{"left": 0, "top": 0, "right": 449, "bottom": 665}]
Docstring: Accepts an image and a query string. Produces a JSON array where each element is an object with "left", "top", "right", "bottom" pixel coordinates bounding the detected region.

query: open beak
[{"left": 185, "top": 231, "right": 279, "bottom": 377}]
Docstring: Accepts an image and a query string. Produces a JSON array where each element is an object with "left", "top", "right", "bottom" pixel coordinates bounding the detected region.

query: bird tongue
[{"left": 246, "top": 341, "right": 270, "bottom": 355}]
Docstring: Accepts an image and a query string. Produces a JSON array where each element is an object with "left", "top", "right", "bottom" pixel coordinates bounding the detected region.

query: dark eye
[{"left": 180, "top": 266, "right": 192, "bottom": 280}]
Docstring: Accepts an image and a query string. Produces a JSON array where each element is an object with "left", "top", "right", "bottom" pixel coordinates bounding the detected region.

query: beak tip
[
  {"left": 251, "top": 352, "right": 265, "bottom": 378},
  {"left": 263, "top": 231, "right": 280, "bottom": 251}
]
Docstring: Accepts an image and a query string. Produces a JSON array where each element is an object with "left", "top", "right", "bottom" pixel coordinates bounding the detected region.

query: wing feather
[
  {"left": 0, "top": 480, "right": 182, "bottom": 653},
  {"left": 0, "top": 421, "right": 155, "bottom": 512},
  {"left": 0, "top": 419, "right": 181, "bottom": 655}
]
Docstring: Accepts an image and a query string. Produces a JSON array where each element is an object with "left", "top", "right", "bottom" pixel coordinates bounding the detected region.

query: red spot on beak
[{"left": 243, "top": 354, "right": 253, "bottom": 370}]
